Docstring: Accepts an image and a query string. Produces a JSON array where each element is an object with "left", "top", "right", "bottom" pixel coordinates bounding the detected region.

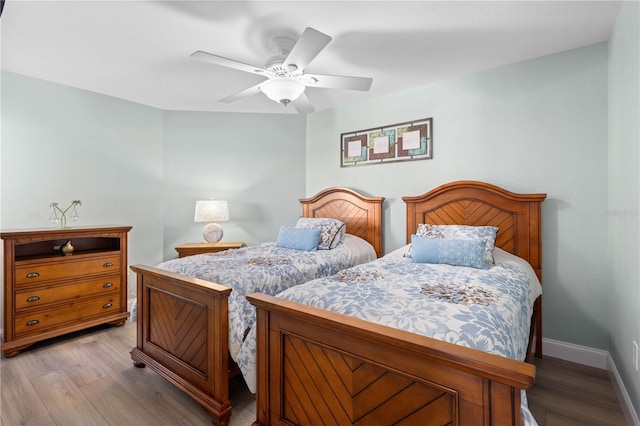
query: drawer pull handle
[
  {"left": 103, "top": 303, "right": 113, "bottom": 309},
  {"left": 103, "top": 282, "right": 113, "bottom": 288},
  {"left": 26, "top": 272, "right": 40, "bottom": 279},
  {"left": 26, "top": 296, "right": 41, "bottom": 303},
  {"left": 26, "top": 320, "right": 39, "bottom": 327},
  {"left": 103, "top": 262, "right": 113, "bottom": 268}
]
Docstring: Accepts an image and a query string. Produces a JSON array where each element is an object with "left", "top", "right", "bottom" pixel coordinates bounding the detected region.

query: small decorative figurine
[{"left": 61, "top": 240, "right": 74, "bottom": 256}]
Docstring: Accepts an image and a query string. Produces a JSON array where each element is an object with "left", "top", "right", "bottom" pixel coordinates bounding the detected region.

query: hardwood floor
[
  {"left": 528, "top": 356, "right": 629, "bottom": 425},
  {"left": 1, "top": 321, "right": 631, "bottom": 426}
]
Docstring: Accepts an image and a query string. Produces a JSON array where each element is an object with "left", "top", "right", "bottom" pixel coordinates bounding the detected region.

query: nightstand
[{"left": 175, "top": 242, "right": 244, "bottom": 258}]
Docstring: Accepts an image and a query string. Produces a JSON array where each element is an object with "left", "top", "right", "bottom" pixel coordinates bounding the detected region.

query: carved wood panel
[
  {"left": 422, "top": 199, "right": 517, "bottom": 254},
  {"left": 279, "top": 333, "right": 456, "bottom": 425},
  {"left": 312, "top": 200, "right": 370, "bottom": 241},
  {"left": 148, "top": 288, "right": 207, "bottom": 373}
]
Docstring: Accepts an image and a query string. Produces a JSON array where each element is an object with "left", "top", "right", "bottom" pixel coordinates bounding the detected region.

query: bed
[
  {"left": 129, "top": 187, "right": 384, "bottom": 426},
  {"left": 247, "top": 180, "right": 546, "bottom": 426}
]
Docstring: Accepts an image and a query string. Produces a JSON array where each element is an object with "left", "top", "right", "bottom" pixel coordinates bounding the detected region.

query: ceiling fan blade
[
  {"left": 218, "top": 83, "right": 263, "bottom": 103},
  {"left": 283, "top": 27, "right": 332, "bottom": 72},
  {"left": 292, "top": 92, "right": 315, "bottom": 114},
  {"left": 191, "top": 51, "right": 268, "bottom": 76},
  {"left": 305, "top": 73, "right": 373, "bottom": 91}
]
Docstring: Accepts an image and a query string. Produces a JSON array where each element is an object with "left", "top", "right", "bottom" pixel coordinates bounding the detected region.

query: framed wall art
[{"left": 340, "top": 117, "right": 432, "bottom": 167}]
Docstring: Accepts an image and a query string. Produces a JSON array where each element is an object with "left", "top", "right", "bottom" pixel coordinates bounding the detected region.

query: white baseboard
[
  {"left": 607, "top": 352, "right": 640, "bottom": 426},
  {"left": 542, "top": 337, "right": 639, "bottom": 426},
  {"left": 542, "top": 337, "right": 609, "bottom": 369}
]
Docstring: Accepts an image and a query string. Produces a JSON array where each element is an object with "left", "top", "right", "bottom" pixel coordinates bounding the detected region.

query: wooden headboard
[
  {"left": 403, "top": 181, "right": 546, "bottom": 279},
  {"left": 300, "top": 187, "right": 384, "bottom": 258}
]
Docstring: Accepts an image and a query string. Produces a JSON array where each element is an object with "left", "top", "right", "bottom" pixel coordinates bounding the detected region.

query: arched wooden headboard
[
  {"left": 403, "top": 181, "right": 546, "bottom": 280},
  {"left": 300, "top": 187, "right": 384, "bottom": 258}
]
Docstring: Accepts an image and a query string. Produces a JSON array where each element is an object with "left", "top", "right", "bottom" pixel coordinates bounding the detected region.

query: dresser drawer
[
  {"left": 14, "top": 294, "right": 122, "bottom": 337},
  {"left": 15, "top": 254, "right": 121, "bottom": 285},
  {"left": 15, "top": 275, "right": 121, "bottom": 311}
]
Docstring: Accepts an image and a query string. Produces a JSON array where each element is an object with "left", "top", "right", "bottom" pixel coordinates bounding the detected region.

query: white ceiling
[{"left": 0, "top": 1, "right": 622, "bottom": 114}]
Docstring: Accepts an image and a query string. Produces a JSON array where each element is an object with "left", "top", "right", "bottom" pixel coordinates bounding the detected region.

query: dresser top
[{"left": 1, "top": 225, "right": 132, "bottom": 239}]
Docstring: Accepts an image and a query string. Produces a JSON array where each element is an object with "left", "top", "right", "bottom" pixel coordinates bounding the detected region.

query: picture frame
[
  {"left": 342, "top": 134, "right": 368, "bottom": 164},
  {"left": 340, "top": 118, "right": 432, "bottom": 167}
]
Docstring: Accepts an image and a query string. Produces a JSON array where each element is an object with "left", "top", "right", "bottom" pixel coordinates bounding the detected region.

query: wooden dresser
[{"left": 1, "top": 226, "right": 132, "bottom": 357}]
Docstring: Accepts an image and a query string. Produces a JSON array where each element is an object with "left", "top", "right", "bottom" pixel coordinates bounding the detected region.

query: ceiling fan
[{"left": 191, "top": 27, "right": 373, "bottom": 114}]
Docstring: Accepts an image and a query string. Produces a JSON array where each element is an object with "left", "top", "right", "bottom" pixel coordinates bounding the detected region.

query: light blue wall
[
  {"left": 608, "top": 0, "right": 640, "bottom": 416},
  {"left": 0, "top": 71, "right": 165, "bottom": 298},
  {"left": 161, "top": 111, "right": 306, "bottom": 260},
  {"left": 306, "top": 44, "right": 611, "bottom": 350}
]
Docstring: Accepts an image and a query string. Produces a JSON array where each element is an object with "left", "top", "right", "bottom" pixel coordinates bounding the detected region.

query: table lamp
[{"left": 194, "top": 200, "right": 229, "bottom": 243}]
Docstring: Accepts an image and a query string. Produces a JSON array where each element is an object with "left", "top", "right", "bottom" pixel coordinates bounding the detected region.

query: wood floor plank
[
  {"left": 136, "top": 385, "right": 212, "bottom": 426},
  {"left": 79, "top": 375, "right": 167, "bottom": 426},
  {"left": 51, "top": 340, "right": 110, "bottom": 387},
  {"left": 528, "top": 356, "right": 629, "bottom": 426},
  {"left": 31, "top": 370, "right": 109, "bottom": 426},
  {"left": 544, "top": 409, "right": 625, "bottom": 426},
  {"left": 76, "top": 327, "right": 137, "bottom": 376},
  {"left": 0, "top": 361, "right": 50, "bottom": 425},
  {"left": 0, "top": 414, "right": 56, "bottom": 426},
  {"left": 13, "top": 345, "right": 62, "bottom": 382},
  {"left": 75, "top": 326, "right": 172, "bottom": 400}
]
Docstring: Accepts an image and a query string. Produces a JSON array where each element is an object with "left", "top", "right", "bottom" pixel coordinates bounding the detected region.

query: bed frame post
[{"left": 253, "top": 306, "right": 269, "bottom": 426}]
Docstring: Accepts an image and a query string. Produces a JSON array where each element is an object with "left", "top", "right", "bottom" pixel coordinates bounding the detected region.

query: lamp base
[{"left": 202, "top": 223, "right": 224, "bottom": 243}]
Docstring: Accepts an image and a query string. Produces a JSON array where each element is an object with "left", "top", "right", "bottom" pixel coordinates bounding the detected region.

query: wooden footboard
[
  {"left": 248, "top": 293, "right": 535, "bottom": 426},
  {"left": 130, "top": 265, "right": 233, "bottom": 426}
]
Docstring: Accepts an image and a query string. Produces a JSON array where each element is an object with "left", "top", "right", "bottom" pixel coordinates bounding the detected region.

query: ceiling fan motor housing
[{"left": 265, "top": 56, "right": 299, "bottom": 77}]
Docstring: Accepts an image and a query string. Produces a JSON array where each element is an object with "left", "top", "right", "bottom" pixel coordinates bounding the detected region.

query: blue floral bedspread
[
  {"left": 237, "top": 248, "right": 541, "bottom": 426},
  {"left": 156, "top": 239, "right": 374, "bottom": 361}
]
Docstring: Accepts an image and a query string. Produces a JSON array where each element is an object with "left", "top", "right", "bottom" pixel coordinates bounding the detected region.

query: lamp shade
[
  {"left": 194, "top": 200, "right": 229, "bottom": 223},
  {"left": 260, "top": 78, "right": 305, "bottom": 105}
]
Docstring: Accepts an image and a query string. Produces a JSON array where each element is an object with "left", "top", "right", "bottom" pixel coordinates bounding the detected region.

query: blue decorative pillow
[
  {"left": 416, "top": 224, "right": 498, "bottom": 267},
  {"left": 276, "top": 226, "right": 321, "bottom": 251},
  {"left": 410, "top": 235, "right": 488, "bottom": 269},
  {"left": 295, "top": 218, "right": 346, "bottom": 250}
]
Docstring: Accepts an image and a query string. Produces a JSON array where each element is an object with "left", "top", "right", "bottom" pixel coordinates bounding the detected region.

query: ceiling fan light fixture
[{"left": 260, "top": 78, "right": 305, "bottom": 106}]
